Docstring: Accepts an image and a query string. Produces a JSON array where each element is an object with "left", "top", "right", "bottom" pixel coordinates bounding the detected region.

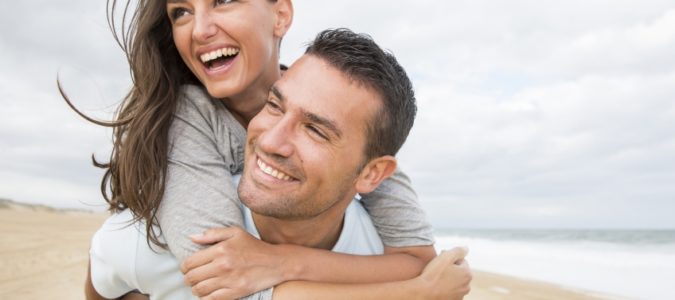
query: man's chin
[{"left": 244, "top": 199, "right": 296, "bottom": 219}]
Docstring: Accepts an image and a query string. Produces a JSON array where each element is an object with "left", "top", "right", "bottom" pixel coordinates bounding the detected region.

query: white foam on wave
[{"left": 436, "top": 235, "right": 675, "bottom": 300}]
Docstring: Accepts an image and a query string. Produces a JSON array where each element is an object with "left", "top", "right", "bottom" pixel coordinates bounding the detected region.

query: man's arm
[
  {"left": 85, "top": 261, "right": 150, "bottom": 300},
  {"left": 182, "top": 227, "right": 436, "bottom": 298},
  {"left": 85, "top": 261, "right": 110, "bottom": 300}
]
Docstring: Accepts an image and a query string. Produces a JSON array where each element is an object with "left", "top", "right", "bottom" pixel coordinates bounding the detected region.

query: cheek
[
  {"left": 173, "top": 28, "right": 192, "bottom": 63},
  {"left": 242, "top": 32, "right": 274, "bottom": 67},
  {"left": 297, "top": 141, "right": 337, "bottom": 176},
  {"left": 235, "top": 15, "right": 276, "bottom": 58},
  {"left": 247, "top": 111, "right": 274, "bottom": 139}
]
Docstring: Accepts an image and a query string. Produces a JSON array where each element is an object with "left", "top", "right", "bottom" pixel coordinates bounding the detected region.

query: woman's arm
[
  {"left": 186, "top": 247, "right": 470, "bottom": 300},
  {"left": 360, "top": 168, "right": 435, "bottom": 248},
  {"left": 157, "top": 85, "right": 248, "bottom": 261},
  {"left": 182, "top": 227, "right": 436, "bottom": 298},
  {"left": 180, "top": 167, "right": 437, "bottom": 298},
  {"left": 273, "top": 248, "right": 471, "bottom": 300}
]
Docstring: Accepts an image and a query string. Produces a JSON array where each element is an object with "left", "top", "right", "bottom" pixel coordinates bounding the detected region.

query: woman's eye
[{"left": 169, "top": 8, "right": 189, "bottom": 21}]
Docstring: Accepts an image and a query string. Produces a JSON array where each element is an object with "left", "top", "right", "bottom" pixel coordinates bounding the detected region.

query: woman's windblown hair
[{"left": 58, "top": 0, "right": 198, "bottom": 248}]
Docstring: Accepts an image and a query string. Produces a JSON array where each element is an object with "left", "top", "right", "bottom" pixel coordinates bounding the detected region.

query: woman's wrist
[
  {"left": 410, "top": 277, "right": 428, "bottom": 300},
  {"left": 275, "top": 244, "right": 307, "bottom": 282}
]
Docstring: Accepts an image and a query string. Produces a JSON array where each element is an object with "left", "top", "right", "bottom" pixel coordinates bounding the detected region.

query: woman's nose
[{"left": 192, "top": 10, "right": 217, "bottom": 42}]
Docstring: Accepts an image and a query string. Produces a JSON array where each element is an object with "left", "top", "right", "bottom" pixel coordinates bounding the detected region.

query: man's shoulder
[{"left": 90, "top": 211, "right": 194, "bottom": 299}]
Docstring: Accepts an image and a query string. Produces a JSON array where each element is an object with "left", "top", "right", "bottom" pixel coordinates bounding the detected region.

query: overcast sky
[{"left": 1, "top": 0, "right": 674, "bottom": 229}]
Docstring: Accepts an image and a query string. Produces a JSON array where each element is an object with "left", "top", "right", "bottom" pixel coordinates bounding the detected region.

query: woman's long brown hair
[{"left": 58, "top": 0, "right": 198, "bottom": 248}]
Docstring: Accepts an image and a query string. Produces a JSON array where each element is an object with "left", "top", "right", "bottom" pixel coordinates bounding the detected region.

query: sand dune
[{"left": 0, "top": 200, "right": 611, "bottom": 300}]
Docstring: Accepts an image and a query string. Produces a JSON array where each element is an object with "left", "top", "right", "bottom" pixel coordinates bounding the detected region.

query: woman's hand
[
  {"left": 181, "top": 227, "right": 288, "bottom": 299},
  {"left": 412, "top": 247, "right": 472, "bottom": 300}
]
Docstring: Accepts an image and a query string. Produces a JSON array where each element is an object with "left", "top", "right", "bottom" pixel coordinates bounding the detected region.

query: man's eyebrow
[
  {"left": 270, "top": 86, "right": 342, "bottom": 139},
  {"left": 270, "top": 86, "right": 286, "bottom": 102},
  {"left": 303, "top": 110, "right": 342, "bottom": 139}
]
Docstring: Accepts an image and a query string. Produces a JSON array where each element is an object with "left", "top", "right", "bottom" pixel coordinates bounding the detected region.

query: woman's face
[{"left": 166, "top": 0, "right": 291, "bottom": 99}]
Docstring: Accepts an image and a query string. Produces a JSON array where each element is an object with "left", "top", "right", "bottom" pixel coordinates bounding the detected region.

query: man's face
[{"left": 238, "top": 55, "right": 381, "bottom": 220}]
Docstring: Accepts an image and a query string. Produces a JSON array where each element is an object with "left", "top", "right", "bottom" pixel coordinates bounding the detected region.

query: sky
[{"left": 1, "top": 0, "right": 674, "bottom": 229}]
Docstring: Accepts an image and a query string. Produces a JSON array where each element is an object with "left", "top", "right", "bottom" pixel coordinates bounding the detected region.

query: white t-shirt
[{"left": 89, "top": 199, "right": 383, "bottom": 299}]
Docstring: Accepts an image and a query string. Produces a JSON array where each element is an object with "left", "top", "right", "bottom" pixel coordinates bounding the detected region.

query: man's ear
[
  {"left": 272, "top": 0, "right": 293, "bottom": 38},
  {"left": 355, "top": 155, "right": 397, "bottom": 194}
]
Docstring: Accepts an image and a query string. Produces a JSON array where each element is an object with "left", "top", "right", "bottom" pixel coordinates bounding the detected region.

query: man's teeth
[
  {"left": 200, "top": 47, "right": 240, "bottom": 63},
  {"left": 257, "top": 159, "right": 292, "bottom": 181}
]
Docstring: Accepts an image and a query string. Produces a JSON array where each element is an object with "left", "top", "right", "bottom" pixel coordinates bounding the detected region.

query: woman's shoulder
[
  {"left": 177, "top": 84, "right": 238, "bottom": 119},
  {"left": 170, "top": 84, "right": 246, "bottom": 168},
  {"left": 177, "top": 84, "right": 216, "bottom": 111},
  {"left": 176, "top": 84, "right": 243, "bottom": 132},
  {"left": 174, "top": 84, "right": 227, "bottom": 129}
]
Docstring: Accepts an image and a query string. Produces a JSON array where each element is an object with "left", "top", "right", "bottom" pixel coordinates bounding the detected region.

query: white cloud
[{"left": 2, "top": 0, "right": 674, "bottom": 227}]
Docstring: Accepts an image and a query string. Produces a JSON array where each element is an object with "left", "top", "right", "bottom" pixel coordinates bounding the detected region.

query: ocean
[{"left": 434, "top": 229, "right": 675, "bottom": 300}]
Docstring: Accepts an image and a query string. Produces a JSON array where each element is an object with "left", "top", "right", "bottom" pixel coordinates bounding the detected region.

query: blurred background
[{"left": 1, "top": 1, "right": 674, "bottom": 299}]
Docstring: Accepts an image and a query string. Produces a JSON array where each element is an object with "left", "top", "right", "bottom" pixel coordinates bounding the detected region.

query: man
[
  {"left": 87, "top": 29, "right": 471, "bottom": 300},
  {"left": 181, "top": 28, "right": 470, "bottom": 300}
]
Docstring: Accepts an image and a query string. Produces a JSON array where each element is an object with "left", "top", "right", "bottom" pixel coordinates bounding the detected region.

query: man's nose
[
  {"left": 192, "top": 10, "right": 217, "bottom": 42},
  {"left": 256, "top": 119, "right": 295, "bottom": 159}
]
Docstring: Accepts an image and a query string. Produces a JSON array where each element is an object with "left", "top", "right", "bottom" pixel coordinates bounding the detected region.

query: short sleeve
[
  {"left": 359, "top": 168, "right": 435, "bottom": 247},
  {"left": 157, "top": 85, "right": 248, "bottom": 261},
  {"left": 89, "top": 211, "right": 138, "bottom": 298}
]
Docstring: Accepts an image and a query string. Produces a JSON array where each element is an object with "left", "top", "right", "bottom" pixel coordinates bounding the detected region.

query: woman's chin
[{"left": 203, "top": 83, "right": 239, "bottom": 99}]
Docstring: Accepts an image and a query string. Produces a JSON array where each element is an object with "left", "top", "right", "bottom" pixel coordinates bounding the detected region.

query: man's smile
[{"left": 256, "top": 157, "right": 294, "bottom": 181}]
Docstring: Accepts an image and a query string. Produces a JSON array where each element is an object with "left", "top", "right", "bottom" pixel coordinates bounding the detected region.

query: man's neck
[{"left": 251, "top": 198, "right": 352, "bottom": 250}]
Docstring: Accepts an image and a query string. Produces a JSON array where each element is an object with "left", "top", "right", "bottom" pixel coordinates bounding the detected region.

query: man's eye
[
  {"left": 215, "top": 0, "right": 236, "bottom": 6},
  {"left": 266, "top": 100, "right": 282, "bottom": 112},
  {"left": 306, "top": 125, "right": 329, "bottom": 141}
]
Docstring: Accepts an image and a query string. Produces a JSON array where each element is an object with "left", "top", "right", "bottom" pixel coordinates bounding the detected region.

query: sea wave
[{"left": 435, "top": 230, "right": 675, "bottom": 300}]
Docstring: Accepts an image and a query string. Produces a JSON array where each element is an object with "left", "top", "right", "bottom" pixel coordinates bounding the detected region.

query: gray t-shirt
[{"left": 157, "top": 84, "right": 434, "bottom": 262}]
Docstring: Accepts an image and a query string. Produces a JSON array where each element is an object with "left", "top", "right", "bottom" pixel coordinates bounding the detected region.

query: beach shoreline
[{"left": 0, "top": 201, "right": 618, "bottom": 300}]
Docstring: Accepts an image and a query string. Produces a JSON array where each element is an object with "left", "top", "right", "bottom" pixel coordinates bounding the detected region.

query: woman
[{"left": 64, "top": 0, "right": 470, "bottom": 299}]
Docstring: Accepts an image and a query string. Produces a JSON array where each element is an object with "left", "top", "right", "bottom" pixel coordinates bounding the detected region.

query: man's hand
[
  {"left": 414, "top": 247, "right": 472, "bottom": 300},
  {"left": 181, "top": 227, "right": 288, "bottom": 299}
]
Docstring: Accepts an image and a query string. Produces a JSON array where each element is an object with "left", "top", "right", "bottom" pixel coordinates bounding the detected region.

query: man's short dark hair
[{"left": 305, "top": 28, "right": 417, "bottom": 161}]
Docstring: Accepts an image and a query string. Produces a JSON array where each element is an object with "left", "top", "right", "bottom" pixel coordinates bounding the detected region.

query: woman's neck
[{"left": 222, "top": 66, "right": 281, "bottom": 128}]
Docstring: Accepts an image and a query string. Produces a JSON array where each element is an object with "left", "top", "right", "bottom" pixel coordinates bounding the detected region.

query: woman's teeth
[
  {"left": 257, "top": 159, "right": 292, "bottom": 181},
  {"left": 200, "top": 47, "right": 239, "bottom": 63}
]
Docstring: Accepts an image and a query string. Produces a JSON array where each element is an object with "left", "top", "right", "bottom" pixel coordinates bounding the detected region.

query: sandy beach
[{"left": 0, "top": 200, "right": 613, "bottom": 300}]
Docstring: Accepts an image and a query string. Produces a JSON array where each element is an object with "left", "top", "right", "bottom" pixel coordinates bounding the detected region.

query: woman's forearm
[
  {"left": 278, "top": 244, "right": 435, "bottom": 283},
  {"left": 274, "top": 248, "right": 471, "bottom": 300},
  {"left": 273, "top": 279, "right": 420, "bottom": 300}
]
